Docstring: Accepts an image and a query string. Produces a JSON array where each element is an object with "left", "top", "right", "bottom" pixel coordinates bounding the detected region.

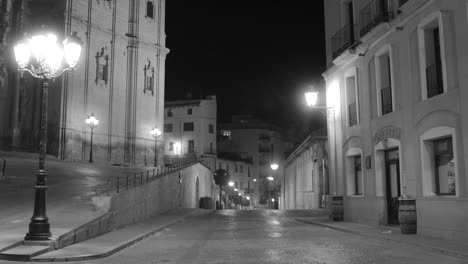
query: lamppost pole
[
  {"left": 86, "top": 114, "right": 99, "bottom": 163},
  {"left": 150, "top": 127, "right": 161, "bottom": 167},
  {"left": 14, "top": 32, "right": 82, "bottom": 241},
  {"left": 270, "top": 163, "right": 278, "bottom": 209}
]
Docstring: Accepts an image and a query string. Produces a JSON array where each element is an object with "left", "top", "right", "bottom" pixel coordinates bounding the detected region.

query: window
[
  {"left": 188, "top": 140, "right": 195, "bottom": 154},
  {"left": 164, "top": 123, "right": 172, "bottom": 133},
  {"left": 354, "top": 155, "right": 363, "bottom": 195},
  {"left": 240, "top": 182, "right": 244, "bottom": 190},
  {"left": 168, "top": 142, "right": 174, "bottom": 151},
  {"left": 209, "top": 124, "right": 214, "bottom": 134},
  {"left": 210, "top": 142, "right": 213, "bottom": 153},
  {"left": 240, "top": 165, "right": 244, "bottom": 173},
  {"left": 419, "top": 16, "right": 445, "bottom": 99},
  {"left": 183, "top": 122, "right": 194, "bottom": 131},
  {"left": 167, "top": 109, "right": 173, "bottom": 117},
  {"left": 146, "top": 1, "right": 154, "bottom": 19},
  {"left": 345, "top": 68, "right": 359, "bottom": 126},
  {"left": 221, "top": 130, "right": 231, "bottom": 140},
  {"left": 235, "top": 165, "right": 238, "bottom": 173},
  {"left": 421, "top": 126, "right": 458, "bottom": 197},
  {"left": 433, "top": 138, "right": 455, "bottom": 195},
  {"left": 187, "top": 108, "right": 192, "bottom": 115},
  {"left": 375, "top": 48, "right": 394, "bottom": 116},
  {"left": 235, "top": 181, "right": 238, "bottom": 189}
]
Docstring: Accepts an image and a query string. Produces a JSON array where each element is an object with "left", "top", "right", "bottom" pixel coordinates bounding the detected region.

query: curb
[
  {"left": 295, "top": 218, "right": 468, "bottom": 261},
  {"left": 31, "top": 209, "right": 210, "bottom": 262}
]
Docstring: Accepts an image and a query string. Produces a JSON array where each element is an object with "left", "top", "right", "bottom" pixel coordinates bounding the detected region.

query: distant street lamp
[
  {"left": 234, "top": 188, "right": 238, "bottom": 192},
  {"left": 150, "top": 127, "right": 161, "bottom": 167},
  {"left": 270, "top": 163, "right": 279, "bottom": 171},
  {"left": 14, "top": 32, "right": 81, "bottom": 241},
  {"left": 228, "top": 181, "right": 234, "bottom": 187},
  {"left": 267, "top": 176, "right": 274, "bottom": 181},
  {"left": 85, "top": 114, "right": 99, "bottom": 163},
  {"left": 253, "top": 179, "right": 257, "bottom": 182}
]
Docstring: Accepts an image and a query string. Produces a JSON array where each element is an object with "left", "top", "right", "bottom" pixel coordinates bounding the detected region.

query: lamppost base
[{"left": 25, "top": 222, "right": 51, "bottom": 241}]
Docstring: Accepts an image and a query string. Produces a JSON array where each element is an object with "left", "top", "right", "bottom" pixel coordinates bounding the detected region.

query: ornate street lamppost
[
  {"left": 150, "top": 127, "right": 162, "bottom": 167},
  {"left": 14, "top": 32, "right": 82, "bottom": 241},
  {"left": 305, "top": 85, "right": 340, "bottom": 218},
  {"left": 85, "top": 114, "right": 99, "bottom": 163}
]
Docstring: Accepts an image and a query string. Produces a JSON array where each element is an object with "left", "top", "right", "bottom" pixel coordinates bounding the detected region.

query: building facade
[
  {"left": 283, "top": 129, "right": 329, "bottom": 210},
  {"left": 0, "top": 0, "right": 168, "bottom": 165},
  {"left": 163, "top": 96, "right": 217, "bottom": 158},
  {"left": 218, "top": 115, "right": 289, "bottom": 207},
  {"left": 217, "top": 156, "right": 254, "bottom": 204},
  {"left": 323, "top": 0, "right": 468, "bottom": 240}
]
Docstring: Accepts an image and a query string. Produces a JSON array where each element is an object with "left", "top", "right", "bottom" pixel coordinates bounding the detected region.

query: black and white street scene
[{"left": 0, "top": 0, "right": 467, "bottom": 263}]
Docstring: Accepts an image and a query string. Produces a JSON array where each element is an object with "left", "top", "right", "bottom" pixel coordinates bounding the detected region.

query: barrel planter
[
  {"left": 331, "top": 196, "right": 344, "bottom": 221},
  {"left": 398, "top": 199, "right": 417, "bottom": 234}
]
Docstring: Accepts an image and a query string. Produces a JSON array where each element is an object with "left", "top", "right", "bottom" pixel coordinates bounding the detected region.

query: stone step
[{"left": 0, "top": 244, "right": 53, "bottom": 261}]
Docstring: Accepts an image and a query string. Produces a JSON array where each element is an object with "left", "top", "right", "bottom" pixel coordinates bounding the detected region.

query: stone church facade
[{"left": 0, "top": 0, "right": 168, "bottom": 165}]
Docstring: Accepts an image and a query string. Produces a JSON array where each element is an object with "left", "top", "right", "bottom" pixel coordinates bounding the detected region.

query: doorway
[
  {"left": 195, "top": 177, "right": 200, "bottom": 207},
  {"left": 385, "top": 148, "right": 400, "bottom": 225}
]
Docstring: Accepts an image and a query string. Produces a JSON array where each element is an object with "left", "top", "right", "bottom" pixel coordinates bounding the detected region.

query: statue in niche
[
  {"left": 143, "top": 59, "right": 154, "bottom": 96},
  {"left": 95, "top": 47, "right": 109, "bottom": 86}
]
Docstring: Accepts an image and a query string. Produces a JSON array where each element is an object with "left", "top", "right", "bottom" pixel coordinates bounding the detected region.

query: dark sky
[{"left": 165, "top": 1, "right": 327, "bottom": 137}]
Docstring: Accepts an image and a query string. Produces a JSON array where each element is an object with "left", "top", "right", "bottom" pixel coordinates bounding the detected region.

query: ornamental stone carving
[{"left": 373, "top": 126, "right": 401, "bottom": 145}]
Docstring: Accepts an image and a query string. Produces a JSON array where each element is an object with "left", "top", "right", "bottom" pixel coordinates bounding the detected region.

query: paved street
[{"left": 6, "top": 210, "right": 465, "bottom": 264}]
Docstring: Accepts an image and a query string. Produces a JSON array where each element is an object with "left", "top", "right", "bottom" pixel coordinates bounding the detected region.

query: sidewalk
[
  {"left": 295, "top": 215, "right": 468, "bottom": 260},
  {"left": 29, "top": 209, "right": 211, "bottom": 262}
]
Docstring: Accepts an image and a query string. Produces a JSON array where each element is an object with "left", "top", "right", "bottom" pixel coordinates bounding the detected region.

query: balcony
[
  {"left": 360, "top": 0, "right": 393, "bottom": 37},
  {"left": 426, "top": 63, "right": 443, "bottom": 98},
  {"left": 331, "top": 24, "right": 359, "bottom": 60},
  {"left": 348, "top": 102, "right": 358, "bottom": 127},
  {"left": 381, "top": 85, "right": 393, "bottom": 115}
]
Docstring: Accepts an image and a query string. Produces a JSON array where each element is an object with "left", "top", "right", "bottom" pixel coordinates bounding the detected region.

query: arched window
[{"left": 146, "top": 1, "right": 154, "bottom": 19}]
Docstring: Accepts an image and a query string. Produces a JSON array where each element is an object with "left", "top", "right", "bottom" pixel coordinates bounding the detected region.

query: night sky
[{"left": 165, "top": 1, "right": 327, "bottom": 140}]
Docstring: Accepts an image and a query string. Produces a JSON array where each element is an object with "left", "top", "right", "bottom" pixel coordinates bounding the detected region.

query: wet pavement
[{"left": 5, "top": 209, "right": 466, "bottom": 264}]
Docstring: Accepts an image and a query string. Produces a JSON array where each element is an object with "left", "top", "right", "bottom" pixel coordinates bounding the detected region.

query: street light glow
[
  {"left": 234, "top": 188, "right": 238, "bottom": 191},
  {"left": 238, "top": 194, "right": 242, "bottom": 196},
  {"left": 228, "top": 181, "right": 234, "bottom": 187},
  {"left": 85, "top": 113, "right": 99, "bottom": 128},
  {"left": 305, "top": 91, "right": 318, "bottom": 107},
  {"left": 267, "top": 176, "right": 274, "bottom": 181},
  {"left": 270, "top": 163, "right": 279, "bottom": 170},
  {"left": 150, "top": 127, "right": 161, "bottom": 138},
  {"left": 253, "top": 179, "right": 257, "bottom": 182},
  {"left": 246, "top": 197, "right": 250, "bottom": 200},
  {"left": 271, "top": 198, "right": 275, "bottom": 202}
]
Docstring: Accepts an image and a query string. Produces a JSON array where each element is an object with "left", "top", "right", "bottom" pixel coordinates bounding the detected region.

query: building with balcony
[
  {"left": 164, "top": 95, "right": 216, "bottom": 160},
  {"left": 218, "top": 115, "right": 291, "bottom": 207},
  {"left": 0, "top": 0, "right": 168, "bottom": 165},
  {"left": 323, "top": 0, "right": 468, "bottom": 240},
  {"left": 283, "top": 129, "right": 329, "bottom": 210}
]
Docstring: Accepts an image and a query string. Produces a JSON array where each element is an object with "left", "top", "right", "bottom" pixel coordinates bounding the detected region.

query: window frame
[
  {"left": 164, "top": 123, "right": 172, "bottom": 133},
  {"left": 188, "top": 140, "right": 195, "bottom": 154},
  {"left": 146, "top": 1, "right": 154, "bottom": 19},
  {"left": 420, "top": 126, "right": 459, "bottom": 197},
  {"left": 374, "top": 45, "right": 395, "bottom": 116},
  {"left": 344, "top": 67, "right": 360, "bottom": 127},
  {"left": 183, "top": 122, "right": 194, "bottom": 132},
  {"left": 417, "top": 12, "right": 450, "bottom": 100}
]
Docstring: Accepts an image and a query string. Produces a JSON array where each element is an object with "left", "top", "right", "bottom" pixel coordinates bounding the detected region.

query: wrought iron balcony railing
[
  {"left": 331, "top": 23, "right": 359, "bottom": 60},
  {"left": 426, "top": 63, "right": 443, "bottom": 98},
  {"left": 381, "top": 85, "right": 393, "bottom": 115},
  {"left": 360, "top": 0, "right": 393, "bottom": 37},
  {"left": 399, "top": 0, "right": 409, "bottom": 7},
  {"left": 348, "top": 101, "right": 358, "bottom": 127}
]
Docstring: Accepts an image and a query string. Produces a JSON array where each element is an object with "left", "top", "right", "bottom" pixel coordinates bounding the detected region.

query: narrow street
[{"left": 19, "top": 210, "right": 464, "bottom": 264}]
